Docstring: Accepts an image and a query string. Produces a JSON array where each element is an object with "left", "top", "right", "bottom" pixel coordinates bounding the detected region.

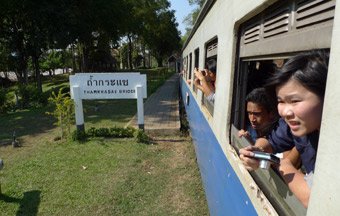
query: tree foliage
[
  {"left": 182, "top": 0, "right": 206, "bottom": 41},
  {"left": 0, "top": 0, "right": 181, "bottom": 88},
  {"left": 144, "top": 9, "right": 181, "bottom": 67}
]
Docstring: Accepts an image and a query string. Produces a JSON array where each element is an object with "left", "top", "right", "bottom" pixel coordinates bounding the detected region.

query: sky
[{"left": 169, "top": 0, "right": 198, "bottom": 36}]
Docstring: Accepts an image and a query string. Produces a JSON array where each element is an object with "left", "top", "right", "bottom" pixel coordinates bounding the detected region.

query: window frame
[
  {"left": 229, "top": 0, "right": 336, "bottom": 213},
  {"left": 189, "top": 52, "right": 193, "bottom": 81},
  {"left": 201, "top": 37, "right": 218, "bottom": 116},
  {"left": 230, "top": 57, "right": 307, "bottom": 215},
  {"left": 193, "top": 48, "right": 200, "bottom": 93}
]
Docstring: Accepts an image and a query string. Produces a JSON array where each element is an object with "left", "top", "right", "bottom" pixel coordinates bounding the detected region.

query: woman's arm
[
  {"left": 283, "top": 147, "right": 302, "bottom": 169},
  {"left": 279, "top": 158, "right": 311, "bottom": 208}
]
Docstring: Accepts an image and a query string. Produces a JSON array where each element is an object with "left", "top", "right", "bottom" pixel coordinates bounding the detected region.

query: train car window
[
  {"left": 231, "top": 59, "right": 307, "bottom": 216},
  {"left": 185, "top": 56, "right": 188, "bottom": 80},
  {"left": 193, "top": 48, "right": 200, "bottom": 93},
  {"left": 202, "top": 38, "right": 218, "bottom": 116},
  {"left": 189, "top": 53, "right": 192, "bottom": 80},
  {"left": 230, "top": 0, "right": 335, "bottom": 214},
  {"left": 182, "top": 57, "right": 185, "bottom": 77},
  {"left": 194, "top": 48, "right": 199, "bottom": 68}
]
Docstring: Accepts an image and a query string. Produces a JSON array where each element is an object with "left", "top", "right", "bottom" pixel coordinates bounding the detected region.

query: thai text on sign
[{"left": 70, "top": 73, "right": 147, "bottom": 99}]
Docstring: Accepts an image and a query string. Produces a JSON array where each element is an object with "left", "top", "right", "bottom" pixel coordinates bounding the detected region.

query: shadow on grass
[
  {"left": 0, "top": 71, "right": 174, "bottom": 141},
  {"left": 83, "top": 99, "right": 137, "bottom": 126},
  {"left": 0, "top": 107, "right": 56, "bottom": 141},
  {"left": 0, "top": 190, "right": 41, "bottom": 216}
]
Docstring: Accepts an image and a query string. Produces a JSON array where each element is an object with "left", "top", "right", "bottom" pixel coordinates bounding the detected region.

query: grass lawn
[
  {"left": 0, "top": 70, "right": 209, "bottom": 215},
  {"left": 0, "top": 136, "right": 208, "bottom": 215}
]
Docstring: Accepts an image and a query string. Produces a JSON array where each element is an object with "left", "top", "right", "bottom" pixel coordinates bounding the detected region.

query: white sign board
[
  {"left": 69, "top": 73, "right": 147, "bottom": 99},
  {"left": 69, "top": 72, "right": 147, "bottom": 131}
]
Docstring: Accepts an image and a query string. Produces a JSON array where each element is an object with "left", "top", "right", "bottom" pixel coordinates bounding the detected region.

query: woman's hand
[{"left": 239, "top": 145, "right": 263, "bottom": 171}]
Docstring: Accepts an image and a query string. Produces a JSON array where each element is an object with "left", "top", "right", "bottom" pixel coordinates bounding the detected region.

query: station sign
[
  {"left": 69, "top": 72, "right": 147, "bottom": 131},
  {"left": 69, "top": 73, "right": 147, "bottom": 99}
]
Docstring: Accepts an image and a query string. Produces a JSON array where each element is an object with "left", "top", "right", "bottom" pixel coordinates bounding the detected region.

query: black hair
[
  {"left": 246, "top": 87, "right": 276, "bottom": 113},
  {"left": 206, "top": 59, "right": 217, "bottom": 74},
  {"left": 266, "top": 50, "right": 329, "bottom": 99}
]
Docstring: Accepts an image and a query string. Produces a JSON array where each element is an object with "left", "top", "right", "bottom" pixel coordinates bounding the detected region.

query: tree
[
  {"left": 144, "top": 9, "right": 181, "bottom": 67},
  {"left": 40, "top": 50, "right": 64, "bottom": 77},
  {"left": 182, "top": 0, "right": 206, "bottom": 40},
  {"left": 0, "top": 0, "right": 74, "bottom": 90},
  {"left": 0, "top": 0, "right": 181, "bottom": 84},
  {"left": 67, "top": 0, "right": 126, "bottom": 72}
]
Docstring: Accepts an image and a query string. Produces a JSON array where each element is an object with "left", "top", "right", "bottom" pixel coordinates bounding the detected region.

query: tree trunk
[
  {"left": 77, "top": 43, "right": 83, "bottom": 72},
  {"left": 81, "top": 45, "right": 87, "bottom": 72},
  {"left": 127, "top": 34, "right": 133, "bottom": 70},
  {"left": 149, "top": 51, "right": 152, "bottom": 68},
  {"left": 156, "top": 57, "right": 163, "bottom": 67},
  {"left": 15, "top": 29, "right": 28, "bottom": 84},
  {"left": 142, "top": 43, "right": 146, "bottom": 68},
  {"left": 32, "top": 54, "right": 42, "bottom": 93},
  {"left": 72, "top": 44, "right": 77, "bottom": 73}
]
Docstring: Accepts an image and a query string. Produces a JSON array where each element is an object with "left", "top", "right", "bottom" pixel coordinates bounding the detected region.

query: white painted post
[
  {"left": 136, "top": 85, "right": 144, "bottom": 130},
  {"left": 72, "top": 86, "right": 85, "bottom": 132}
]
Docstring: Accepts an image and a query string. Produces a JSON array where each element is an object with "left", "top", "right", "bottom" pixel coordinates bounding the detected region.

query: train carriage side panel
[{"left": 180, "top": 79, "right": 257, "bottom": 215}]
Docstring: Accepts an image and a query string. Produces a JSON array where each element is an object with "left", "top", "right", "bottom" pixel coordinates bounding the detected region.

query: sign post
[
  {"left": 136, "top": 85, "right": 144, "bottom": 129},
  {"left": 70, "top": 73, "right": 147, "bottom": 131},
  {"left": 72, "top": 86, "right": 85, "bottom": 131}
]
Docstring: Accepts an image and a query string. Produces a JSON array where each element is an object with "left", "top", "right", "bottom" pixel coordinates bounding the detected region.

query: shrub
[
  {"left": 72, "top": 126, "right": 141, "bottom": 142},
  {"left": 109, "top": 126, "right": 135, "bottom": 138},
  {"left": 71, "top": 129, "right": 87, "bottom": 142},
  {"left": 47, "top": 88, "right": 74, "bottom": 139},
  {"left": 86, "top": 127, "right": 96, "bottom": 137},
  {"left": 0, "top": 88, "right": 8, "bottom": 113},
  {"left": 135, "top": 129, "right": 151, "bottom": 144},
  {"left": 16, "top": 84, "right": 47, "bottom": 108},
  {"left": 95, "top": 128, "right": 110, "bottom": 137},
  {"left": 86, "top": 126, "right": 135, "bottom": 138}
]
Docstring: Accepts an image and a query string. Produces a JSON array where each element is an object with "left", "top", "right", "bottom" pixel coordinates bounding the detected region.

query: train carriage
[{"left": 180, "top": 0, "right": 340, "bottom": 215}]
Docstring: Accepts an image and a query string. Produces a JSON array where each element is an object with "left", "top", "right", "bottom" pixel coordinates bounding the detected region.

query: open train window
[
  {"left": 231, "top": 57, "right": 308, "bottom": 216},
  {"left": 202, "top": 37, "right": 217, "bottom": 116},
  {"left": 189, "top": 53, "right": 192, "bottom": 80},
  {"left": 230, "top": 0, "right": 335, "bottom": 215},
  {"left": 182, "top": 56, "right": 186, "bottom": 78},
  {"left": 185, "top": 56, "right": 188, "bottom": 80},
  {"left": 193, "top": 48, "right": 200, "bottom": 93}
]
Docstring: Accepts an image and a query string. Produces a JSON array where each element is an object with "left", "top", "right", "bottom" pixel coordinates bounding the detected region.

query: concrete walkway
[{"left": 126, "top": 73, "right": 181, "bottom": 135}]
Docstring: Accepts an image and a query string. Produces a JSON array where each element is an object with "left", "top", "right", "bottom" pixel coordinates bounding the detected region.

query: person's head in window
[
  {"left": 245, "top": 87, "right": 278, "bottom": 137},
  {"left": 267, "top": 50, "right": 329, "bottom": 137},
  {"left": 205, "top": 59, "right": 217, "bottom": 84},
  {"left": 193, "top": 58, "right": 217, "bottom": 103}
]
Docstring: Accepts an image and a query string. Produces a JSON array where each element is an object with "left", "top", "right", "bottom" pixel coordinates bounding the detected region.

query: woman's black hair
[
  {"left": 265, "top": 50, "right": 329, "bottom": 99},
  {"left": 206, "top": 59, "right": 217, "bottom": 74}
]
